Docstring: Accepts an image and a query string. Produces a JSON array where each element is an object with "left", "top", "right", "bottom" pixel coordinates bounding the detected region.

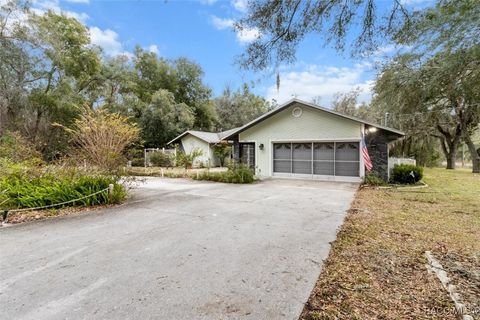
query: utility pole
[{"left": 384, "top": 112, "right": 389, "bottom": 126}]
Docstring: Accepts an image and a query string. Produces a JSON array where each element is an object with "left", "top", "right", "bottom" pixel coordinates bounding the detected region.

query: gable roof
[
  {"left": 168, "top": 99, "right": 404, "bottom": 146},
  {"left": 167, "top": 127, "right": 240, "bottom": 145},
  {"left": 222, "top": 99, "right": 404, "bottom": 140}
]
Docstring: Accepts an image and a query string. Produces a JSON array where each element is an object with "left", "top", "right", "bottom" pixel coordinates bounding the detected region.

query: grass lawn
[{"left": 301, "top": 168, "right": 480, "bottom": 320}]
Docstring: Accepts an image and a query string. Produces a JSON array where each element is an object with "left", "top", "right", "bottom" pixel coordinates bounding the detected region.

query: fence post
[
  {"left": 108, "top": 184, "right": 114, "bottom": 203},
  {"left": 161, "top": 168, "right": 164, "bottom": 178}
]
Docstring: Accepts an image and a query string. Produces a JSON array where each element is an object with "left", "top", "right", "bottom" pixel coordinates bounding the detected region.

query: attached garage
[{"left": 272, "top": 142, "right": 360, "bottom": 179}]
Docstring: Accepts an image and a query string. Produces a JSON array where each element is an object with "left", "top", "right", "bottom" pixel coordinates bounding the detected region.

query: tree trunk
[
  {"left": 464, "top": 134, "right": 480, "bottom": 173},
  {"left": 437, "top": 124, "right": 462, "bottom": 170},
  {"left": 446, "top": 151, "right": 456, "bottom": 169}
]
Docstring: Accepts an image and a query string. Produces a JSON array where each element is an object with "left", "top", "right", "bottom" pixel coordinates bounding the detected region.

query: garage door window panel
[
  {"left": 335, "top": 142, "right": 359, "bottom": 176},
  {"left": 273, "top": 143, "right": 292, "bottom": 173},
  {"left": 313, "top": 143, "right": 334, "bottom": 175},
  {"left": 292, "top": 143, "right": 312, "bottom": 174}
]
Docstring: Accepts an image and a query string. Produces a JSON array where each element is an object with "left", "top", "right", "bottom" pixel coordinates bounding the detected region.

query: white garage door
[{"left": 273, "top": 142, "right": 360, "bottom": 177}]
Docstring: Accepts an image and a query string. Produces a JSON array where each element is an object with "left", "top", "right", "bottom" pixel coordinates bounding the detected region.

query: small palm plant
[{"left": 176, "top": 148, "right": 203, "bottom": 169}]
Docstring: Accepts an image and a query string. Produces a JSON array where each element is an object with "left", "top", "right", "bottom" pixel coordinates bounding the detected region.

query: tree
[
  {"left": 212, "top": 142, "right": 231, "bottom": 167},
  {"left": 0, "top": 4, "right": 101, "bottom": 159},
  {"left": 214, "top": 83, "right": 271, "bottom": 130},
  {"left": 132, "top": 49, "right": 216, "bottom": 132},
  {"left": 236, "top": 0, "right": 412, "bottom": 71},
  {"left": 373, "top": 47, "right": 480, "bottom": 171},
  {"left": 395, "top": 0, "right": 480, "bottom": 56},
  {"left": 70, "top": 109, "right": 140, "bottom": 171},
  {"left": 172, "top": 58, "right": 216, "bottom": 131},
  {"left": 331, "top": 88, "right": 361, "bottom": 117},
  {"left": 139, "top": 89, "right": 195, "bottom": 147}
]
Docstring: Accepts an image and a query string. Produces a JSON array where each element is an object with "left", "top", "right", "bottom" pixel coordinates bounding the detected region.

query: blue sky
[{"left": 29, "top": 0, "right": 432, "bottom": 106}]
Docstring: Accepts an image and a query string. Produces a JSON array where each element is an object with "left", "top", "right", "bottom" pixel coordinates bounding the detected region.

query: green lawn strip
[{"left": 300, "top": 168, "right": 479, "bottom": 320}]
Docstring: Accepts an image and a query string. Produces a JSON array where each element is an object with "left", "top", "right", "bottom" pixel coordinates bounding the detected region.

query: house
[
  {"left": 168, "top": 99, "right": 404, "bottom": 181},
  {"left": 167, "top": 128, "right": 239, "bottom": 167}
]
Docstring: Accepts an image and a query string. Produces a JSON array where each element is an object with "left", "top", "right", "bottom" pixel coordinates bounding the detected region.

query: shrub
[
  {"left": 364, "top": 173, "right": 386, "bottom": 186},
  {"left": 69, "top": 109, "right": 140, "bottom": 172},
  {"left": 176, "top": 148, "right": 203, "bottom": 169},
  {"left": 212, "top": 142, "right": 232, "bottom": 167},
  {"left": 0, "top": 131, "right": 43, "bottom": 163},
  {"left": 391, "top": 164, "right": 423, "bottom": 184},
  {"left": 0, "top": 164, "right": 126, "bottom": 210},
  {"left": 192, "top": 164, "right": 255, "bottom": 184},
  {"left": 149, "top": 152, "right": 173, "bottom": 167},
  {"left": 130, "top": 158, "right": 144, "bottom": 167}
]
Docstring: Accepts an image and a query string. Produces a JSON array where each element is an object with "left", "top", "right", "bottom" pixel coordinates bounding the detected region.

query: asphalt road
[{"left": 0, "top": 177, "right": 358, "bottom": 320}]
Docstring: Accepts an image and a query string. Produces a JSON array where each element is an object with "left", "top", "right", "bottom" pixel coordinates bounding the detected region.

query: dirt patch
[{"left": 437, "top": 252, "right": 480, "bottom": 319}]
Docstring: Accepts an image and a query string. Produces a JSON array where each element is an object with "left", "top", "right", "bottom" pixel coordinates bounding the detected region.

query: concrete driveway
[{"left": 0, "top": 178, "right": 358, "bottom": 320}]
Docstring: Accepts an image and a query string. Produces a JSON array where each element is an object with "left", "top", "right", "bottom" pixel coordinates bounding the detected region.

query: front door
[{"left": 240, "top": 143, "right": 255, "bottom": 169}]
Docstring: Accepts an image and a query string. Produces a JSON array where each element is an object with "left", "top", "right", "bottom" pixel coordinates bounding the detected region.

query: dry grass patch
[
  {"left": 124, "top": 166, "right": 227, "bottom": 177},
  {"left": 301, "top": 168, "right": 480, "bottom": 320}
]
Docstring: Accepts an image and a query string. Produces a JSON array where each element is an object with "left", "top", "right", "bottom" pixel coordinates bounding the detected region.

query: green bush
[
  {"left": 149, "top": 152, "right": 173, "bottom": 167},
  {"left": 192, "top": 164, "right": 255, "bottom": 184},
  {"left": 0, "top": 164, "right": 126, "bottom": 210},
  {"left": 364, "top": 173, "right": 386, "bottom": 186},
  {"left": 391, "top": 164, "right": 423, "bottom": 184},
  {"left": 0, "top": 131, "right": 43, "bottom": 163},
  {"left": 130, "top": 158, "right": 144, "bottom": 167}
]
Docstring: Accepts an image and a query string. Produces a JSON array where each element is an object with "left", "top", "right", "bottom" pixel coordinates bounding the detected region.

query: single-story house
[{"left": 168, "top": 99, "right": 404, "bottom": 182}]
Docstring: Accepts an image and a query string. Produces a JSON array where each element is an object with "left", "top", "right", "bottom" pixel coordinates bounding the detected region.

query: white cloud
[
  {"left": 211, "top": 16, "right": 234, "bottom": 30},
  {"left": 147, "top": 44, "right": 159, "bottom": 55},
  {"left": 89, "top": 27, "right": 123, "bottom": 56},
  {"left": 231, "top": 0, "right": 248, "bottom": 12},
  {"left": 266, "top": 63, "right": 374, "bottom": 107},
  {"left": 210, "top": 15, "right": 259, "bottom": 44},
  {"left": 31, "top": 0, "right": 89, "bottom": 22},
  {"left": 236, "top": 27, "right": 260, "bottom": 43}
]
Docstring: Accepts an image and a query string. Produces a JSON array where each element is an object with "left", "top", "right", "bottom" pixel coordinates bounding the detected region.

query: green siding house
[{"left": 168, "top": 99, "right": 404, "bottom": 182}]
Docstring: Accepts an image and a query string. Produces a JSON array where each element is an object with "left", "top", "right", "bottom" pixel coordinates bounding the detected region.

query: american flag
[{"left": 361, "top": 133, "right": 373, "bottom": 172}]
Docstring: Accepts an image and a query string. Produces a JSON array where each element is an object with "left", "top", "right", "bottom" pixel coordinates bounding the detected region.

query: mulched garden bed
[{"left": 2, "top": 203, "right": 118, "bottom": 225}]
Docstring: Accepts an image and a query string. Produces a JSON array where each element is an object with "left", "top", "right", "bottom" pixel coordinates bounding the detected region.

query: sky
[{"left": 26, "top": 0, "right": 433, "bottom": 107}]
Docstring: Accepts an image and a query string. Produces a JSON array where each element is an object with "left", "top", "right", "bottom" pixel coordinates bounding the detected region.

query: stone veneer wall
[{"left": 365, "top": 128, "right": 390, "bottom": 181}]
